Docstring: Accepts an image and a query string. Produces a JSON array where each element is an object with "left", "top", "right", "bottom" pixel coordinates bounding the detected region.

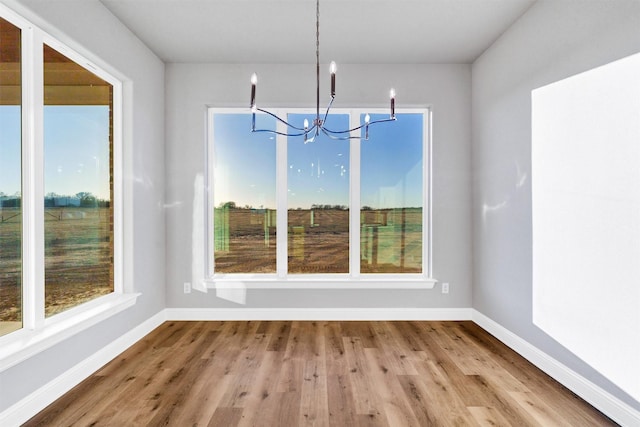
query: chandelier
[{"left": 249, "top": 0, "right": 396, "bottom": 142}]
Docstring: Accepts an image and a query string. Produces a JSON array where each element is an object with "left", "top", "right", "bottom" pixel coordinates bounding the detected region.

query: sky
[
  {"left": 3, "top": 108, "right": 422, "bottom": 208},
  {"left": 287, "top": 113, "right": 350, "bottom": 209},
  {"left": 0, "top": 105, "right": 111, "bottom": 200},
  {"left": 212, "top": 112, "right": 423, "bottom": 210},
  {"left": 361, "top": 113, "right": 423, "bottom": 209},
  {"left": 213, "top": 113, "right": 277, "bottom": 209}
]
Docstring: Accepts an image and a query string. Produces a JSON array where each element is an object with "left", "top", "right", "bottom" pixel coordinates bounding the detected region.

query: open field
[
  {"left": 0, "top": 207, "right": 113, "bottom": 326},
  {"left": 214, "top": 208, "right": 422, "bottom": 274},
  {"left": 0, "top": 207, "right": 21, "bottom": 328}
]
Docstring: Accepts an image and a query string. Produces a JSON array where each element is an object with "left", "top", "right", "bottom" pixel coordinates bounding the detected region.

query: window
[
  {"left": 0, "top": 16, "right": 22, "bottom": 336},
  {"left": 43, "top": 44, "right": 114, "bottom": 317},
  {"left": 212, "top": 113, "right": 277, "bottom": 273},
  {"left": 0, "top": 4, "right": 129, "bottom": 351},
  {"left": 206, "top": 108, "right": 433, "bottom": 287},
  {"left": 361, "top": 113, "right": 423, "bottom": 274},
  {"left": 287, "top": 113, "right": 350, "bottom": 274}
]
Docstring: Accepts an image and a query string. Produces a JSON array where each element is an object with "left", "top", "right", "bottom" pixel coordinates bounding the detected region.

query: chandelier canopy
[{"left": 249, "top": 0, "right": 396, "bottom": 142}]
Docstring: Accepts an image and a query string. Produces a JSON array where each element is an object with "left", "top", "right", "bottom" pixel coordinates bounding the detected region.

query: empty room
[{"left": 0, "top": 0, "right": 639, "bottom": 425}]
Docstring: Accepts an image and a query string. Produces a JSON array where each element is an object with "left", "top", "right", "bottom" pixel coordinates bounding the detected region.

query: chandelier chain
[{"left": 316, "top": 0, "right": 321, "bottom": 122}]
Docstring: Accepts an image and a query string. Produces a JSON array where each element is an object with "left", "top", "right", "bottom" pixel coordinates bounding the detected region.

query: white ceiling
[{"left": 99, "top": 0, "right": 536, "bottom": 64}]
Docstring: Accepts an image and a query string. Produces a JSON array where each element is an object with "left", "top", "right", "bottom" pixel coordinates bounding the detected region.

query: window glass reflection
[
  {"left": 43, "top": 44, "right": 114, "bottom": 317},
  {"left": 213, "top": 113, "right": 277, "bottom": 273},
  {"left": 287, "top": 113, "right": 350, "bottom": 274},
  {"left": 360, "top": 113, "right": 423, "bottom": 273},
  {"left": 0, "top": 17, "right": 22, "bottom": 335}
]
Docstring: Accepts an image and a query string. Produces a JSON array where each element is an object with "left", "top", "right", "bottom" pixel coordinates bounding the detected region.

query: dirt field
[
  {"left": 214, "top": 208, "right": 422, "bottom": 274},
  {"left": 2, "top": 205, "right": 421, "bottom": 325},
  {"left": 0, "top": 207, "right": 113, "bottom": 323}
]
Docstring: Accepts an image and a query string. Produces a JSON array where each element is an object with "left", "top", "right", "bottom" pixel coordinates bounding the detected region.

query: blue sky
[
  {"left": 3, "top": 108, "right": 422, "bottom": 208},
  {"left": 0, "top": 105, "right": 111, "bottom": 200},
  {"left": 213, "top": 113, "right": 277, "bottom": 209},
  {"left": 44, "top": 106, "right": 111, "bottom": 200},
  {"left": 361, "top": 113, "right": 423, "bottom": 209},
  {"left": 213, "top": 112, "right": 423, "bottom": 210},
  {"left": 287, "top": 113, "right": 350, "bottom": 209}
]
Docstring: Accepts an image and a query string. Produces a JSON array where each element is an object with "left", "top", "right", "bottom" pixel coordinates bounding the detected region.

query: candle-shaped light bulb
[
  {"left": 330, "top": 61, "right": 336, "bottom": 97},
  {"left": 250, "top": 73, "right": 258, "bottom": 110},
  {"left": 303, "top": 119, "right": 309, "bottom": 130},
  {"left": 389, "top": 88, "right": 396, "bottom": 119},
  {"left": 364, "top": 113, "right": 370, "bottom": 140}
]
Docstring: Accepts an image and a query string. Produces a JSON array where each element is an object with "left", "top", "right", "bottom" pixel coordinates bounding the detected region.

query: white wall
[
  {"left": 0, "top": 0, "right": 166, "bottom": 412},
  {"left": 472, "top": 0, "right": 640, "bottom": 409},
  {"left": 165, "top": 63, "right": 472, "bottom": 309},
  {"left": 531, "top": 52, "right": 640, "bottom": 403}
]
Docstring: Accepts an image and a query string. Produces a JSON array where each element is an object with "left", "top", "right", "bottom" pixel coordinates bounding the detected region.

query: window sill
[
  {"left": 206, "top": 276, "right": 437, "bottom": 289},
  {"left": 0, "top": 292, "right": 140, "bottom": 373}
]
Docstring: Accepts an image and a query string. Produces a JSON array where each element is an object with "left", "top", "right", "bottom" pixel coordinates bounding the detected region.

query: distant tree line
[
  {"left": 218, "top": 201, "right": 259, "bottom": 210},
  {"left": 0, "top": 192, "right": 109, "bottom": 208},
  {"left": 310, "top": 204, "right": 348, "bottom": 211},
  {"left": 217, "top": 201, "right": 349, "bottom": 211},
  {"left": 0, "top": 191, "right": 21, "bottom": 208},
  {"left": 216, "top": 201, "right": 419, "bottom": 211}
]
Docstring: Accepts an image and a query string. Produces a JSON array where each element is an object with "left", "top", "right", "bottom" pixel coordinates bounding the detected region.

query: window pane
[
  {"left": 213, "top": 113, "right": 276, "bottom": 273},
  {"left": 361, "top": 113, "right": 422, "bottom": 273},
  {"left": 0, "top": 17, "right": 22, "bottom": 336},
  {"left": 43, "top": 45, "right": 113, "bottom": 317},
  {"left": 287, "top": 113, "right": 350, "bottom": 274}
]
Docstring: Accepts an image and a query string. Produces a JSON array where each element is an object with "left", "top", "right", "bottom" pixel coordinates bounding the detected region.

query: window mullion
[
  {"left": 206, "top": 108, "right": 215, "bottom": 280},
  {"left": 21, "top": 28, "right": 45, "bottom": 329},
  {"left": 424, "top": 109, "right": 432, "bottom": 277},
  {"left": 112, "top": 83, "right": 123, "bottom": 292},
  {"left": 349, "top": 111, "right": 361, "bottom": 278},
  {"left": 276, "top": 112, "right": 287, "bottom": 278}
]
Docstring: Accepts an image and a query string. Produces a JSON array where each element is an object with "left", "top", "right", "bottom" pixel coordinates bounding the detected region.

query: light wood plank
[
  {"left": 363, "top": 348, "right": 422, "bottom": 426},
  {"left": 23, "top": 321, "right": 617, "bottom": 427},
  {"left": 468, "top": 406, "right": 514, "bottom": 427}
]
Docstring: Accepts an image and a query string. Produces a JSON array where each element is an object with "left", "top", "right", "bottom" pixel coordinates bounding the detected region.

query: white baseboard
[
  {"left": 0, "top": 311, "right": 166, "bottom": 427},
  {"left": 472, "top": 309, "right": 640, "bottom": 427},
  {"left": 165, "top": 307, "right": 473, "bottom": 321}
]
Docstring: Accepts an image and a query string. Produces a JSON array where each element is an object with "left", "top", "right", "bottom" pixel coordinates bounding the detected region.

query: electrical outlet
[
  {"left": 441, "top": 282, "right": 450, "bottom": 294},
  {"left": 183, "top": 282, "right": 191, "bottom": 294}
]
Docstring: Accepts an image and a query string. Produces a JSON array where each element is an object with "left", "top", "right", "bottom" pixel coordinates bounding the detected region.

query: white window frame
[
  {"left": 204, "top": 107, "right": 435, "bottom": 289},
  {"left": 0, "top": 4, "right": 138, "bottom": 373}
]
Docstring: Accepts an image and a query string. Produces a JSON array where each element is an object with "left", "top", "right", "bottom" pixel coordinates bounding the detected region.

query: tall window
[
  {"left": 212, "top": 113, "right": 276, "bottom": 273},
  {"left": 0, "top": 7, "right": 121, "bottom": 339},
  {"left": 0, "top": 17, "right": 22, "bottom": 336},
  {"left": 287, "top": 113, "right": 350, "bottom": 274},
  {"left": 43, "top": 45, "right": 114, "bottom": 317},
  {"left": 361, "top": 113, "right": 423, "bottom": 273},
  {"left": 207, "top": 108, "right": 431, "bottom": 283}
]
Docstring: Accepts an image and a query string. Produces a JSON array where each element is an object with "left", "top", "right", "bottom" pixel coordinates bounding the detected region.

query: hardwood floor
[{"left": 25, "top": 321, "right": 617, "bottom": 426}]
